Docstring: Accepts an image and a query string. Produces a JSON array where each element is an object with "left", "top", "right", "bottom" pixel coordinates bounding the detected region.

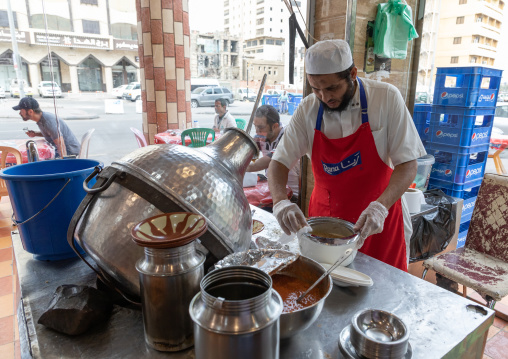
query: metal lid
[{"left": 131, "top": 212, "right": 207, "bottom": 248}]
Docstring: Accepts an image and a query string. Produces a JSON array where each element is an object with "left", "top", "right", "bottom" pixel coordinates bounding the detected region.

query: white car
[
  {"left": 112, "top": 84, "right": 128, "bottom": 99},
  {"left": 38, "top": 81, "right": 63, "bottom": 98},
  {"left": 123, "top": 82, "right": 141, "bottom": 101},
  {"left": 0, "top": 86, "right": 5, "bottom": 98},
  {"left": 10, "top": 79, "right": 33, "bottom": 98}
]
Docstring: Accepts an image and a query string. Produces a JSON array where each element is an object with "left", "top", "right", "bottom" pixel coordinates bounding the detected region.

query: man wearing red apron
[{"left": 269, "top": 40, "right": 426, "bottom": 271}]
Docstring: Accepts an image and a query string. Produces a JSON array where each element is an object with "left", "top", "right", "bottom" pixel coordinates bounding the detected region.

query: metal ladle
[{"left": 296, "top": 240, "right": 360, "bottom": 303}]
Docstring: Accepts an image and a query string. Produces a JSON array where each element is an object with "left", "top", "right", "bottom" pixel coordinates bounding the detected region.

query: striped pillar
[{"left": 136, "top": 0, "right": 192, "bottom": 144}]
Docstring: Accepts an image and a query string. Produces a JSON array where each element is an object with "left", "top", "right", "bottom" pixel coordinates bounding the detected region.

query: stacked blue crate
[
  {"left": 412, "top": 104, "right": 431, "bottom": 143},
  {"left": 426, "top": 66, "right": 502, "bottom": 248}
]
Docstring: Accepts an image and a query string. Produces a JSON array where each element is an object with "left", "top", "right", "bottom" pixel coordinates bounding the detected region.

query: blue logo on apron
[{"left": 321, "top": 151, "right": 362, "bottom": 176}]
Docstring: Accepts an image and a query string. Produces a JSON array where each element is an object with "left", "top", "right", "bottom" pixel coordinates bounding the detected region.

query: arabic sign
[
  {"left": 321, "top": 151, "right": 362, "bottom": 176},
  {"left": 113, "top": 39, "right": 138, "bottom": 51},
  {"left": 0, "top": 30, "right": 29, "bottom": 43},
  {"left": 34, "top": 32, "right": 110, "bottom": 49}
]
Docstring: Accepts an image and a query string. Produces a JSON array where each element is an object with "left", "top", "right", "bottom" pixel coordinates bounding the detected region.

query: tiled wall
[{"left": 136, "top": 0, "right": 192, "bottom": 144}]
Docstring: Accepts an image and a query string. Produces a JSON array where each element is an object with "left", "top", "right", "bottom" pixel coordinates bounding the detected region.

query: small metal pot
[
  {"left": 298, "top": 217, "right": 360, "bottom": 267},
  {"left": 189, "top": 266, "right": 283, "bottom": 359},
  {"left": 350, "top": 309, "right": 410, "bottom": 359}
]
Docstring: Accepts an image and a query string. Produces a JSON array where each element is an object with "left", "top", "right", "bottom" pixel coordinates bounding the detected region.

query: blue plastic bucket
[{"left": 0, "top": 159, "right": 101, "bottom": 260}]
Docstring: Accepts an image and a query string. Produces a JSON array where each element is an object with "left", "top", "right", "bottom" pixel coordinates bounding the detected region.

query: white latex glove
[
  {"left": 353, "top": 201, "right": 389, "bottom": 246},
  {"left": 273, "top": 199, "right": 309, "bottom": 235}
]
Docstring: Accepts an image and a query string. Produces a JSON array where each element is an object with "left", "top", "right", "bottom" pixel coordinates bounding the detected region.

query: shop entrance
[
  {"left": 0, "top": 50, "right": 30, "bottom": 91},
  {"left": 112, "top": 58, "right": 138, "bottom": 87},
  {"left": 40, "top": 54, "right": 62, "bottom": 86},
  {"left": 77, "top": 56, "right": 103, "bottom": 92}
]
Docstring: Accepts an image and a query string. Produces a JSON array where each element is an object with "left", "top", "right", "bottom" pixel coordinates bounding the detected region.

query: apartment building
[{"left": 0, "top": 0, "right": 139, "bottom": 93}]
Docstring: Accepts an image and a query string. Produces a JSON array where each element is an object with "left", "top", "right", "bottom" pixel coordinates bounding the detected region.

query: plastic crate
[
  {"left": 427, "top": 148, "right": 487, "bottom": 184},
  {"left": 428, "top": 177, "right": 483, "bottom": 194},
  {"left": 425, "top": 141, "right": 490, "bottom": 156},
  {"left": 457, "top": 221, "right": 470, "bottom": 249},
  {"left": 428, "top": 106, "right": 494, "bottom": 147},
  {"left": 433, "top": 66, "right": 503, "bottom": 107},
  {"left": 427, "top": 183, "right": 479, "bottom": 216},
  {"left": 413, "top": 105, "right": 431, "bottom": 141}
]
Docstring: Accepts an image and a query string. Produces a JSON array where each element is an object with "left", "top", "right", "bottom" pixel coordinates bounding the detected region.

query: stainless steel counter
[{"left": 14, "top": 206, "right": 493, "bottom": 358}]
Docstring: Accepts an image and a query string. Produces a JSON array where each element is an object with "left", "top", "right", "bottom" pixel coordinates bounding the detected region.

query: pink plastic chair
[{"left": 130, "top": 127, "right": 148, "bottom": 148}]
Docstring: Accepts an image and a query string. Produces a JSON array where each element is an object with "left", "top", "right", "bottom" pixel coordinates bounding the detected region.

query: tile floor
[{"left": 0, "top": 195, "right": 508, "bottom": 358}]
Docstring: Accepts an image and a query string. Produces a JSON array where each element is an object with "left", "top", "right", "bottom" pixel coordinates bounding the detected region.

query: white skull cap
[{"left": 305, "top": 39, "right": 353, "bottom": 75}]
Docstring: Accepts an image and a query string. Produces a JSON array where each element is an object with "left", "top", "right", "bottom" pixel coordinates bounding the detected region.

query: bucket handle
[
  {"left": 83, "top": 166, "right": 118, "bottom": 194},
  {"left": 12, "top": 178, "right": 71, "bottom": 226}
]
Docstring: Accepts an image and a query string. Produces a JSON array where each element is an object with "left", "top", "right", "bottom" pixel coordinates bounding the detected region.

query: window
[
  {"left": 205, "top": 88, "right": 213, "bottom": 94},
  {"left": 257, "top": 0, "right": 264, "bottom": 3},
  {"left": 470, "top": 56, "right": 477, "bottom": 63},
  {"left": 224, "top": 0, "right": 229, "bottom": 6},
  {"left": 270, "top": 28, "right": 272, "bottom": 32},
  {"left": 275, "top": 40, "right": 283, "bottom": 45},
  {"left": 266, "top": 39, "right": 274, "bottom": 44},
  {"left": 82, "top": 20, "right": 100, "bottom": 34},
  {"left": 268, "top": 71, "right": 271, "bottom": 74},
  {"left": 459, "top": 0, "right": 467, "bottom": 3},
  {"left": 224, "top": 10, "right": 229, "bottom": 16},
  {"left": 476, "top": 16, "right": 482, "bottom": 23},
  {"left": 112, "top": 23, "right": 138, "bottom": 40},
  {"left": 473, "top": 36, "right": 480, "bottom": 43},
  {"left": 0, "top": 10, "right": 17, "bottom": 28},
  {"left": 453, "top": 37, "right": 461, "bottom": 44},
  {"left": 256, "top": 8, "right": 264, "bottom": 15},
  {"left": 256, "top": 49, "right": 263, "bottom": 53},
  {"left": 213, "top": 88, "right": 223, "bottom": 94},
  {"left": 81, "top": 0, "right": 98, "bottom": 4},
  {"left": 451, "top": 56, "right": 459, "bottom": 63},
  {"left": 256, "top": 18, "right": 264, "bottom": 25},
  {"left": 256, "top": 28, "right": 263, "bottom": 35},
  {"left": 456, "top": 16, "right": 464, "bottom": 24},
  {"left": 31, "top": 14, "right": 71, "bottom": 31},
  {"left": 270, "top": 18, "right": 272, "bottom": 21},
  {"left": 274, "top": 71, "right": 277, "bottom": 75},
  {"left": 252, "top": 40, "right": 257, "bottom": 46},
  {"left": 280, "top": 29, "right": 283, "bottom": 33},
  {"left": 225, "top": 19, "right": 229, "bottom": 24},
  {"left": 223, "top": 88, "right": 231, "bottom": 93}
]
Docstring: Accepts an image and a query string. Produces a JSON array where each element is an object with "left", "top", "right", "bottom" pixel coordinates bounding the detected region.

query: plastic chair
[
  {"left": 422, "top": 173, "right": 508, "bottom": 309},
  {"left": 78, "top": 129, "right": 95, "bottom": 159},
  {"left": 0, "top": 146, "right": 22, "bottom": 199},
  {"left": 181, "top": 128, "right": 215, "bottom": 148},
  {"left": 130, "top": 127, "right": 148, "bottom": 148},
  {"left": 235, "top": 118, "right": 246, "bottom": 130}
]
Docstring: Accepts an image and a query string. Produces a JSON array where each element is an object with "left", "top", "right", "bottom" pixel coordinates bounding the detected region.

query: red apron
[{"left": 308, "top": 79, "right": 407, "bottom": 271}]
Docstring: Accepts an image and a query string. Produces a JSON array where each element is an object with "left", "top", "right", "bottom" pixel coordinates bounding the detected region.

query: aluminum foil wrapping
[{"left": 214, "top": 249, "right": 299, "bottom": 275}]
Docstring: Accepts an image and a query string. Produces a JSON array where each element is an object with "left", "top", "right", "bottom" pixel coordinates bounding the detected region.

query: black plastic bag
[{"left": 409, "top": 189, "right": 456, "bottom": 262}]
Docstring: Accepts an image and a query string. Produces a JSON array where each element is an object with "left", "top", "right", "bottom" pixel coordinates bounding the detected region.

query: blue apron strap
[
  {"left": 315, "top": 103, "right": 324, "bottom": 131},
  {"left": 358, "top": 79, "right": 369, "bottom": 124}
]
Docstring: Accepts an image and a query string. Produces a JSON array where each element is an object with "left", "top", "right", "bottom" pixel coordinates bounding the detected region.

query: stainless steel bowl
[
  {"left": 277, "top": 255, "right": 333, "bottom": 339},
  {"left": 350, "top": 309, "right": 409, "bottom": 359}
]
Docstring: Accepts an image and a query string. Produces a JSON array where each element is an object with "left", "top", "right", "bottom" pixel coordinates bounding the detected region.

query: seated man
[
  {"left": 247, "top": 105, "right": 300, "bottom": 197},
  {"left": 13, "top": 97, "right": 80, "bottom": 158},
  {"left": 212, "top": 98, "right": 237, "bottom": 133}
]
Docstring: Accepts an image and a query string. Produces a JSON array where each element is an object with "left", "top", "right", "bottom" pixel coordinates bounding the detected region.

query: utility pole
[{"left": 7, "top": 0, "right": 24, "bottom": 98}]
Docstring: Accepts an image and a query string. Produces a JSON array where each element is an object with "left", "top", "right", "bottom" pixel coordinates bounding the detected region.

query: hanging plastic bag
[
  {"left": 409, "top": 189, "right": 456, "bottom": 263},
  {"left": 373, "top": 0, "right": 418, "bottom": 59}
]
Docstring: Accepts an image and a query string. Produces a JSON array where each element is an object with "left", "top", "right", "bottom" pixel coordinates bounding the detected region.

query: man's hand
[
  {"left": 26, "top": 130, "right": 41, "bottom": 138},
  {"left": 273, "top": 199, "right": 308, "bottom": 235},
  {"left": 353, "top": 201, "right": 389, "bottom": 245}
]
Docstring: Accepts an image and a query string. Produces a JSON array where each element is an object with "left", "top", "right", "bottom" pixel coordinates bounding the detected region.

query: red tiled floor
[
  {"left": 0, "top": 316, "right": 14, "bottom": 346},
  {"left": 0, "top": 277, "right": 12, "bottom": 297},
  {"left": 0, "top": 227, "right": 10, "bottom": 238},
  {"left": 0, "top": 248, "right": 11, "bottom": 262},
  {"left": 494, "top": 317, "right": 508, "bottom": 329},
  {"left": 485, "top": 330, "right": 508, "bottom": 359}
]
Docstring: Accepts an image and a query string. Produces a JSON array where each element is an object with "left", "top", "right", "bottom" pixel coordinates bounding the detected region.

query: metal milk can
[
  {"left": 189, "top": 266, "right": 283, "bottom": 359},
  {"left": 131, "top": 212, "right": 207, "bottom": 352}
]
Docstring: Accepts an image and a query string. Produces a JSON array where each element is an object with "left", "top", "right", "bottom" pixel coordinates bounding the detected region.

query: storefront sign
[
  {"left": 113, "top": 39, "right": 138, "bottom": 51},
  {"left": 0, "top": 30, "right": 29, "bottom": 43},
  {"left": 34, "top": 32, "right": 111, "bottom": 49}
]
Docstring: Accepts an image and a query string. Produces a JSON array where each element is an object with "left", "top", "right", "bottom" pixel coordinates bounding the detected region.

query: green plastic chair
[
  {"left": 181, "top": 128, "right": 215, "bottom": 148},
  {"left": 235, "top": 118, "right": 247, "bottom": 130}
]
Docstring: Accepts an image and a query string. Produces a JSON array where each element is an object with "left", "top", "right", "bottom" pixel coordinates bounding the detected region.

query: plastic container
[
  {"left": 433, "top": 66, "right": 503, "bottom": 107},
  {"left": 428, "top": 106, "right": 494, "bottom": 147},
  {"left": 412, "top": 155, "right": 435, "bottom": 191},
  {"left": 427, "top": 148, "right": 488, "bottom": 185},
  {"left": 457, "top": 221, "right": 470, "bottom": 249},
  {"left": 0, "top": 159, "right": 101, "bottom": 260}
]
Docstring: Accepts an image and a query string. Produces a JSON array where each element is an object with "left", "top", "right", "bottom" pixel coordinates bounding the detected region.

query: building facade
[{"left": 0, "top": 0, "right": 139, "bottom": 93}]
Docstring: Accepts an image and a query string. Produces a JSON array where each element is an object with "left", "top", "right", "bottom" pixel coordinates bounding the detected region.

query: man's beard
[{"left": 321, "top": 80, "right": 355, "bottom": 113}]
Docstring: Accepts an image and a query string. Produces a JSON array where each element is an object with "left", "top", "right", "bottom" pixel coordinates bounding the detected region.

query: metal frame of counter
[{"left": 13, "top": 206, "right": 493, "bottom": 358}]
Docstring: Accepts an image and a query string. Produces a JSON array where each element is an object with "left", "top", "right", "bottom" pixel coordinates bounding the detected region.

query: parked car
[
  {"left": 10, "top": 79, "right": 33, "bottom": 98},
  {"left": 415, "top": 91, "right": 429, "bottom": 104},
  {"left": 37, "top": 81, "right": 63, "bottom": 98},
  {"left": 122, "top": 82, "right": 140, "bottom": 100},
  {"left": 126, "top": 87, "right": 141, "bottom": 102},
  {"left": 191, "top": 86, "right": 234, "bottom": 108},
  {"left": 112, "top": 84, "right": 128, "bottom": 99},
  {"left": 235, "top": 88, "right": 256, "bottom": 102},
  {"left": 0, "top": 86, "right": 5, "bottom": 98}
]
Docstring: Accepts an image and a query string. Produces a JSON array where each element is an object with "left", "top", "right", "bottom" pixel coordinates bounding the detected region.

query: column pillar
[
  {"left": 69, "top": 65, "right": 80, "bottom": 93},
  {"left": 136, "top": 0, "right": 192, "bottom": 144},
  {"left": 104, "top": 66, "right": 114, "bottom": 93},
  {"left": 28, "top": 64, "right": 40, "bottom": 91}
]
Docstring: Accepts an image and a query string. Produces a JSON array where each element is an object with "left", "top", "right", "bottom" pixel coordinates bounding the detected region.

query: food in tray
[
  {"left": 271, "top": 273, "right": 321, "bottom": 313},
  {"left": 252, "top": 219, "right": 265, "bottom": 234}
]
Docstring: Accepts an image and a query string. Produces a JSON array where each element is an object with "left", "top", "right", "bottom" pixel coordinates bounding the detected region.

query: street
[
  {"left": 0, "top": 94, "right": 294, "bottom": 166},
  {"left": 1, "top": 94, "right": 507, "bottom": 173}
]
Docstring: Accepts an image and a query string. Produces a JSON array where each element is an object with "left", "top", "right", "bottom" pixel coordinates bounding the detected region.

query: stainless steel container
[
  {"left": 69, "top": 128, "right": 259, "bottom": 301},
  {"left": 298, "top": 217, "right": 361, "bottom": 267},
  {"left": 189, "top": 266, "right": 283, "bottom": 359},
  {"left": 132, "top": 213, "right": 206, "bottom": 352}
]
